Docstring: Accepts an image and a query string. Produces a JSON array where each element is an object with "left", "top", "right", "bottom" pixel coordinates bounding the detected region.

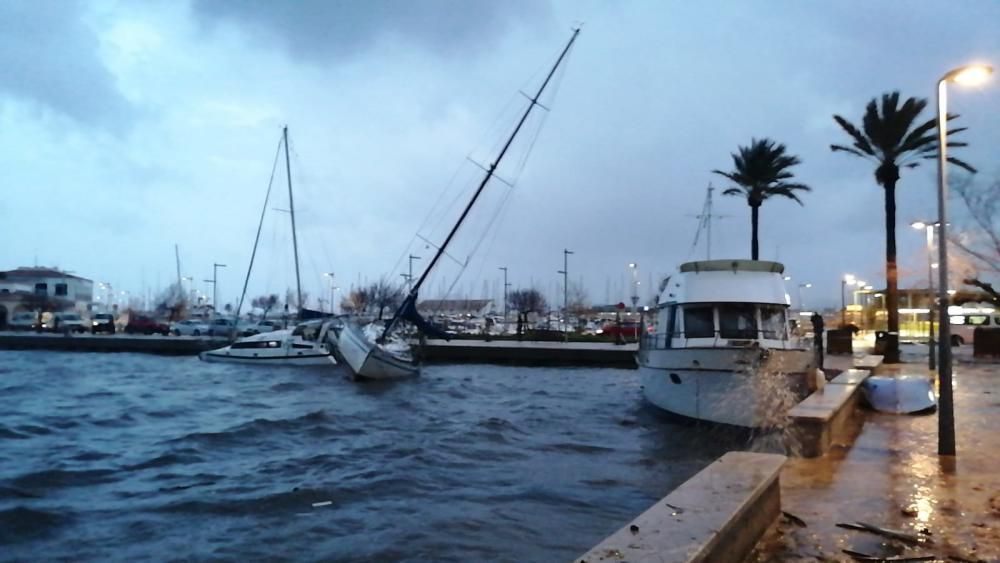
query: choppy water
[{"left": 0, "top": 351, "right": 749, "bottom": 562}]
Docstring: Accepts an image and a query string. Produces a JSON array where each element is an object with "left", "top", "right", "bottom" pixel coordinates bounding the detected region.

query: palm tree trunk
[
  {"left": 884, "top": 180, "right": 900, "bottom": 363},
  {"left": 751, "top": 204, "right": 760, "bottom": 260}
]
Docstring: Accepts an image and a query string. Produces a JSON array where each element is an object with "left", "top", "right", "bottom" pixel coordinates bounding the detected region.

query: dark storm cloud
[
  {"left": 191, "top": 0, "right": 552, "bottom": 63},
  {"left": 0, "top": 1, "right": 132, "bottom": 129}
]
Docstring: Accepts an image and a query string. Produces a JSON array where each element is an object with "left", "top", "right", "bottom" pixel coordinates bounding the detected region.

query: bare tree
[
  {"left": 953, "top": 174, "right": 1000, "bottom": 305},
  {"left": 566, "top": 282, "right": 590, "bottom": 318},
  {"left": 251, "top": 294, "right": 280, "bottom": 319},
  {"left": 509, "top": 288, "right": 548, "bottom": 338},
  {"left": 155, "top": 282, "right": 188, "bottom": 321},
  {"left": 369, "top": 277, "right": 404, "bottom": 320},
  {"left": 341, "top": 286, "right": 371, "bottom": 315}
]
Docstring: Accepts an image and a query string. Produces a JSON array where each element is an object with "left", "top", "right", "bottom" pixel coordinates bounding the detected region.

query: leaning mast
[{"left": 381, "top": 28, "right": 580, "bottom": 340}]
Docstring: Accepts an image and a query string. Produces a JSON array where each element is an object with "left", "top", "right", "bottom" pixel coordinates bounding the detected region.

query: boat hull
[
  {"left": 861, "top": 375, "right": 936, "bottom": 414},
  {"left": 638, "top": 347, "right": 813, "bottom": 428},
  {"left": 334, "top": 322, "right": 418, "bottom": 380},
  {"left": 198, "top": 348, "right": 336, "bottom": 366}
]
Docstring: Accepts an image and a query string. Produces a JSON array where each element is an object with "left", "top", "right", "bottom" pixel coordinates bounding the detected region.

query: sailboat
[
  {"left": 200, "top": 126, "right": 337, "bottom": 366},
  {"left": 331, "top": 29, "right": 581, "bottom": 380}
]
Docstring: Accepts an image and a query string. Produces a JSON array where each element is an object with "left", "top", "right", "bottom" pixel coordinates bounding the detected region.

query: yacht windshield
[
  {"left": 718, "top": 304, "right": 756, "bottom": 339},
  {"left": 760, "top": 306, "right": 787, "bottom": 339},
  {"left": 683, "top": 306, "right": 714, "bottom": 338}
]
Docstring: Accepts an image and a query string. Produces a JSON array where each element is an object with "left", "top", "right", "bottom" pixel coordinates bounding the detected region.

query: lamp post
[
  {"left": 323, "top": 272, "right": 335, "bottom": 314},
  {"left": 498, "top": 266, "right": 509, "bottom": 325},
  {"left": 797, "top": 283, "right": 812, "bottom": 310},
  {"left": 841, "top": 274, "right": 855, "bottom": 326},
  {"left": 557, "top": 249, "right": 573, "bottom": 342},
  {"left": 407, "top": 255, "right": 421, "bottom": 293},
  {"left": 204, "top": 263, "right": 226, "bottom": 311},
  {"left": 911, "top": 221, "right": 939, "bottom": 370},
  {"left": 935, "top": 63, "right": 993, "bottom": 457},
  {"left": 628, "top": 263, "right": 640, "bottom": 313}
]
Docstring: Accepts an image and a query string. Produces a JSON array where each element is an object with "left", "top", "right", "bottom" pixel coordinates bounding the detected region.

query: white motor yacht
[
  {"left": 200, "top": 320, "right": 337, "bottom": 367},
  {"left": 638, "top": 259, "right": 815, "bottom": 428}
]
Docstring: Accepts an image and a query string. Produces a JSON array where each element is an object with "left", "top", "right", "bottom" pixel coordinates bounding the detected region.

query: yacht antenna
[{"left": 689, "top": 184, "right": 729, "bottom": 259}]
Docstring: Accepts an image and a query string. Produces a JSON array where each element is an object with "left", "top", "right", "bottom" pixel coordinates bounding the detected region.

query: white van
[{"left": 949, "top": 313, "right": 1000, "bottom": 346}]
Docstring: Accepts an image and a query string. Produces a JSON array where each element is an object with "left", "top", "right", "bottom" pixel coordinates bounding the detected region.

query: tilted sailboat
[
  {"left": 331, "top": 29, "right": 581, "bottom": 380},
  {"left": 200, "top": 126, "right": 337, "bottom": 366}
]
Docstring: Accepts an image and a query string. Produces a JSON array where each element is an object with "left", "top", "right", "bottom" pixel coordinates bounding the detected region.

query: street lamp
[
  {"left": 911, "top": 221, "right": 939, "bottom": 370},
  {"left": 498, "top": 266, "right": 510, "bottom": 325},
  {"left": 628, "top": 263, "right": 639, "bottom": 313},
  {"left": 935, "top": 63, "right": 992, "bottom": 457},
  {"left": 323, "top": 272, "right": 335, "bottom": 314},
  {"left": 204, "top": 263, "right": 226, "bottom": 311},
  {"left": 557, "top": 249, "right": 573, "bottom": 342},
  {"left": 407, "top": 255, "right": 421, "bottom": 293}
]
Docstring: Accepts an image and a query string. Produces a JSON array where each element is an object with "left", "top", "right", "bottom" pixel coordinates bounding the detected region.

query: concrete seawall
[
  {"left": 0, "top": 332, "right": 226, "bottom": 355},
  {"left": 418, "top": 339, "right": 638, "bottom": 368},
  {"left": 578, "top": 451, "right": 786, "bottom": 562}
]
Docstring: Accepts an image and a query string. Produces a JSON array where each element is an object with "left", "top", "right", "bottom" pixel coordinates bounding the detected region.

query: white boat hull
[
  {"left": 333, "top": 322, "right": 418, "bottom": 380},
  {"left": 861, "top": 375, "right": 936, "bottom": 414},
  {"left": 199, "top": 325, "right": 337, "bottom": 367},
  {"left": 638, "top": 347, "right": 813, "bottom": 428}
]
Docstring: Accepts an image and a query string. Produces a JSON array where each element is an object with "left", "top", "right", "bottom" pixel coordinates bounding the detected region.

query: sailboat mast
[
  {"left": 283, "top": 126, "right": 304, "bottom": 318},
  {"left": 382, "top": 29, "right": 579, "bottom": 338}
]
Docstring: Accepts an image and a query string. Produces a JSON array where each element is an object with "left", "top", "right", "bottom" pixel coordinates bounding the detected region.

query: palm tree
[
  {"left": 831, "top": 91, "right": 974, "bottom": 364},
  {"left": 714, "top": 138, "right": 811, "bottom": 260}
]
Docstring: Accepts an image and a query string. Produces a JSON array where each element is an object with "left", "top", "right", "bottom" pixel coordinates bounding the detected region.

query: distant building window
[
  {"left": 55, "top": 283, "right": 69, "bottom": 297},
  {"left": 34, "top": 283, "right": 47, "bottom": 296}
]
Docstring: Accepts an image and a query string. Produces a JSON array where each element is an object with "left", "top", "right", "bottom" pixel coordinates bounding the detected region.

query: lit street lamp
[
  {"left": 628, "top": 263, "right": 639, "bottom": 313},
  {"left": 935, "top": 63, "right": 992, "bottom": 457},
  {"left": 911, "top": 221, "right": 939, "bottom": 370}
]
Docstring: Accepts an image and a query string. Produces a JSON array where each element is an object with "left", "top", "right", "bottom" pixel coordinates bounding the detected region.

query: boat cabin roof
[{"left": 661, "top": 259, "right": 790, "bottom": 306}]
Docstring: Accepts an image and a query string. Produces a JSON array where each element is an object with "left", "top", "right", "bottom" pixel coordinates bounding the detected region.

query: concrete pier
[{"left": 754, "top": 362, "right": 1000, "bottom": 561}]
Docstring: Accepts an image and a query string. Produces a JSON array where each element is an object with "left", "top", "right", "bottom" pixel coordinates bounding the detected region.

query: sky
[{"left": 2, "top": 0, "right": 998, "bottom": 312}]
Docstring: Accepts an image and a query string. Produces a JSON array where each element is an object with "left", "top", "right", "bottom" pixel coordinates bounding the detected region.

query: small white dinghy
[{"left": 861, "top": 375, "right": 937, "bottom": 414}]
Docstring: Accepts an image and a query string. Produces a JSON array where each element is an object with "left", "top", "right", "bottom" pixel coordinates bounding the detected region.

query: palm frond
[
  {"left": 830, "top": 144, "right": 869, "bottom": 158},
  {"left": 832, "top": 116, "right": 874, "bottom": 155},
  {"left": 721, "top": 187, "right": 745, "bottom": 197},
  {"left": 946, "top": 156, "right": 977, "bottom": 174}
]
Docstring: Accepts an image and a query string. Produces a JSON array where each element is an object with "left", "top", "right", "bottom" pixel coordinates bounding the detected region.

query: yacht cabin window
[
  {"left": 683, "top": 306, "right": 715, "bottom": 338},
  {"left": 759, "top": 306, "right": 787, "bottom": 340},
  {"left": 718, "top": 304, "right": 757, "bottom": 339}
]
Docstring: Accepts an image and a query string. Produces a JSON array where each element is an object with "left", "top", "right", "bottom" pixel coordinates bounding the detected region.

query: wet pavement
[{"left": 754, "top": 358, "right": 1000, "bottom": 562}]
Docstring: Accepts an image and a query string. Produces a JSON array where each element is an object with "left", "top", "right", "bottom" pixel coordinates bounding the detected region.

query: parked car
[
  {"left": 90, "top": 313, "right": 116, "bottom": 334},
  {"left": 52, "top": 312, "right": 88, "bottom": 333},
  {"left": 241, "top": 319, "right": 283, "bottom": 336},
  {"left": 7, "top": 312, "right": 39, "bottom": 331},
  {"left": 597, "top": 322, "right": 642, "bottom": 341},
  {"left": 170, "top": 319, "right": 210, "bottom": 336},
  {"left": 124, "top": 316, "right": 170, "bottom": 335},
  {"left": 207, "top": 318, "right": 238, "bottom": 337}
]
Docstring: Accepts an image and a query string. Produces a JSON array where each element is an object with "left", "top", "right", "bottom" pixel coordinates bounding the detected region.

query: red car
[
  {"left": 124, "top": 315, "right": 170, "bottom": 335},
  {"left": 598, "top": 322, "right": 642, "bottom": 340}
]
